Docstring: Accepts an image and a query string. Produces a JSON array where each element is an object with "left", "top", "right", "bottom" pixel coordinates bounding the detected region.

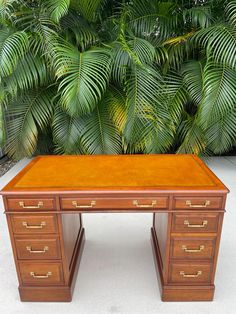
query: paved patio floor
[{"left": 0, "top": 157, "right": 235, "bottom": 314}]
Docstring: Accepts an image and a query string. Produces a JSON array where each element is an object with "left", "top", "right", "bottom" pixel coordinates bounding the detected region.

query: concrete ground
[{"left": 0, "top": 157, "right": 235, "bottom": 314}]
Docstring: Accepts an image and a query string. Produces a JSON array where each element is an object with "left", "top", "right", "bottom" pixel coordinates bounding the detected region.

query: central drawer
[{"left": 60, "top": 197, "right": 169, "bottom": 210}]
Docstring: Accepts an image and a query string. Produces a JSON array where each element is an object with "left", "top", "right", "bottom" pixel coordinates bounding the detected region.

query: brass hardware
[
  {"left": 180, "top": 270, "right": 202, "bottom": 278},
  {"left": 185, "top": 200, "right": 210, "bottom": 208},
  {"left": 72, "top": 200, "right": 96, "bottom": 208},
  {"left": 19, "top": 201, "right": 43, "bottom": 209},
  {"left": 30, "top": 271, "right": 52, "bottom": 279},
  {"left": 184, "top": 220, "right": 208, "bottom": 228},
  {"left": 133, "top": 200, "right": 157, "bottom": 208},
  {"left": 26, "top": 246, "right": 49, "bottom": 253},
  {"left": 22, "top": 221, "right": 46, "bottom": 229},
  {"left": 182, "top": 245, "right": 205, "bottom": 253}
]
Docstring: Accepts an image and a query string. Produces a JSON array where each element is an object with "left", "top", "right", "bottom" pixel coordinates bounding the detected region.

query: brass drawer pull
[
  {"left": 22, "top": 221, "right": 46, "bottom": 229},
  {"left": 26, "top": 246, "right": 49, "bottom": 253},
  {"left": 30, "top": 271, "right": 52, "bottom": 279},
  {"left": 182, "top": 245, "right": 205, "bottom": 253},
  {"left": 185, "top": 200, "right": 210, "bottom": 208},
  {"left": 72, "top": 200, "right": 96, "bottom": 208},
  {"left": 19, "top": 201, "right": 44, "bottom": 209},
  {"left": 184, "top": 220, "right": 208, "bottom": 228},
  {"left": 133, "top": 200, "right": 157, "bottom": 208},
  {"left": 180, "top": 270, "right": 202, "bottom": 278}
]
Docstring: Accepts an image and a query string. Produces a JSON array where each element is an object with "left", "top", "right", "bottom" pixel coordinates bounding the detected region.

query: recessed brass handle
[
  {"left": 30, "top": 271, "right": 52, "bottom": 279},
  {"left": 185, "top": 200, "right": 210, "bottom": 208},
  {"left": 133, "top": 200, "right": 157, "bottom": 208},
  {"left": 22, "top": 221, "right": 46, "bottom": 229},
  {"left": 19, "top": 201, "right": 44, "bottom": 209},
  {"left": 26, "top": 246, "right": 49, "bottom": 253},
  {"left": 180, "top": 270, "right": 202, "bottom": 278},
  {"left": 184, "top": 220, "right": 208, "bottom": 228},
  {"left": 182, "top": 245, "right": 205, "bottom": 253},
  {"left": 72, "top": 200, "right": 96, "bottom": 208}
]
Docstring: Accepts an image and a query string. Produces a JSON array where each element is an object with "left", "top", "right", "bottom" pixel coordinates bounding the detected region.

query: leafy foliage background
[{"left": 0, "top": 0, "right": 236, "bottom": 159}]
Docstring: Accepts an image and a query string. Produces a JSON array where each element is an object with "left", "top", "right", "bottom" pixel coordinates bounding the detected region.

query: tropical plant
[{"left": 0, "top": 0, "right": 236, "bottom": 159}]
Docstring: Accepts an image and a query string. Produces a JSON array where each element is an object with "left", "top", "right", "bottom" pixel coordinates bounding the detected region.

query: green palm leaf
[
  {"left": 54, "top": 42, "right": 111, "bottom": 116},
  {"left": 206, "top": 107, "right": 236, "bottom": 154},
  {"left": 0, "top": 28, "right": 29, "bottom": 77},
  {"left": 123, "top": 64, "right": 166, "bottom": 150},
  {"left": 53, "top": 106, "right": 82, "bottom": 154},
  {"left": 4, "top": 52, "right": 49, "bottom": 95},
  {"left": 182, "top": 60, "right": 204, "bottom": 105},
  {"left": 5, "top": 88, "right": 54, "bottom": 159},
  {"left": 43, "top": 0, "right": 70, "bottom": 23},
  {"left": 80, "top": 92, "right": 122, "bottom": 154},
  {"left": 71, "top": 0, "right": 106, "bottom": 22},
  {"left": 199, "top": 61, "right": 236, "bottom": 126},
  {"left": 194, "top": 25, "right": 236, "bottom": 68}
]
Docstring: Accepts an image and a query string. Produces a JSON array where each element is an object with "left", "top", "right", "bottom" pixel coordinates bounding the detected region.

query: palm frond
[
  {"left": 80, "top": 92, "right": 122, "bottom": 154},
  {"left": 206, "top": 106, "right": 236, "bottom": 154},
  {"left": 194, "top": 24, "right": 236, "bottom": 68},
  {"left": 4, "top": 52, "right": 50, "bottom": 95},
  {"left": 43, "top": 0, "right": 70, "bottom": 23},
  {"left": 226, "top": 0, "right": 236, "bottom": 26},
  {"left": 182, "top": 60, "right": 204, "bottom": 105},
  {"left": 199, "top": 61, "right": 236, "bottom": 127},
  {"left": 5, "top": 88, "right": 54, "bottom": 159},
  {"left": 53, "top": 106, "right": 82, "bottom": 154},
  {"left": 183, "top": 5, "right": 212, "bottom": 28},
  {"left": 123, "top": 64, "right": 165, "bottom": 150},
  {"left": 54, "top": 42, "right": 111, "bottom": 116},
  {"left": 71, "top": 0, "right": 106, "bottom": 22},
  {"left": 177, "top": 115, "right": 206, "bottom": 155},
  {"left": 0, "top": 28, "right": 29, "bottom": 77}
]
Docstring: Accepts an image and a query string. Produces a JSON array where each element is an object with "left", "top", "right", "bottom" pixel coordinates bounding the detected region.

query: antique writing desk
[{"left": 1, "top": 155, "right": 229, "bottom": 302}]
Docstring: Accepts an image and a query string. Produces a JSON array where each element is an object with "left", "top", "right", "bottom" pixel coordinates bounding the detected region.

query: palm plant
[{"left": 0, "top": 0, "right": 236, "bottom": 159}]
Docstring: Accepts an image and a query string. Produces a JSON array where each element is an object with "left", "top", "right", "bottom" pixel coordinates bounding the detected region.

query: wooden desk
[{"left": 1, "top": 155, "right": 229, "bottom": 302}]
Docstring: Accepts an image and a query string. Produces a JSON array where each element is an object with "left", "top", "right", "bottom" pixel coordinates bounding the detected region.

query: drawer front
[
  {"left": 172, "top": 214, "right": 219, "bottom": 233},
  {"left": 15, "top": 237, "right": 61, "bottom": 260},
  {"left": 7, "top": 198, "right": 55, "bottom": 211},
  {"left": 174, "top": 197, "right": 223, "bottom": 210},
  {"left": 11, "top": 215, "right": 58, "bottom": 234},
  {"left": 19, "top": 262, "right": 64, "bottom": 285},
  {"left": 169, "top": 262, "right": 212, "bottom": 284},
  {"left": 61, "top": 197, "right": 169, "bottom": 210},
  {"left": 170, "top": 238, "right": 215, "bottom": 260}
]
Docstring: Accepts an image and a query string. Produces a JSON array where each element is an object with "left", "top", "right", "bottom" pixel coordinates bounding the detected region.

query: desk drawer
[
  {"left": 15, "top": 237, "right": 61, "bottom": 260},
  {"left": 172, "top": 214, "right": 219, "bottom": 233},
  {"left": 7, "top": 198, "right": 55, "bottom": 211},
  {"left": 11, "top": 215, "right": 58, "bottom": 234},
  {"left": 169, "top": 262, "right": 212, "bottom": 284},
  {"left": 60, "top": 197, "right": 168, "bottom": 210},
  {"left": 19, "top": 262, "right": 64, "bottom": 285},
  {"left": 173, "top": 197, "right": 223, "bottom": 210},
  {"left": 170, "top": 238, "right": 215, "bottom": 260}
]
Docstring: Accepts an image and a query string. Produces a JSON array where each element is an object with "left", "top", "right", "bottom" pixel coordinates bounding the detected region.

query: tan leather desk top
[{"left": 1, "top": 155, "right": 228, "bottom": 193}]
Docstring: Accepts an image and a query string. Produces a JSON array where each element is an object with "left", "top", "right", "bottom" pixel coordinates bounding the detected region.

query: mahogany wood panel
[
  {"left": 169, "top": 262, "right": 213, "bottom": 284},
  {"left": 172, "top": 213, "right": 219, "bottom": 233},
  {"left": 61, "top": 197, "right": 168, "bottom": 210},
  {"left": 170, "top": 237, "right": 216, "bottom": 260},
  {"left": 173, "top": 196, "right": 223, "bottom": 210},
  {"left": 11, "top": 214, "right": 58, "bottom": 234},
  {"left": 15, "top": 236, "right": 61, "bottom": 260},
  {"left": 7, "top": 198, "right": 55, "bottom": 211},
  {"left": 18, "top": 262, "right": 64, "bottom": 285}
]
